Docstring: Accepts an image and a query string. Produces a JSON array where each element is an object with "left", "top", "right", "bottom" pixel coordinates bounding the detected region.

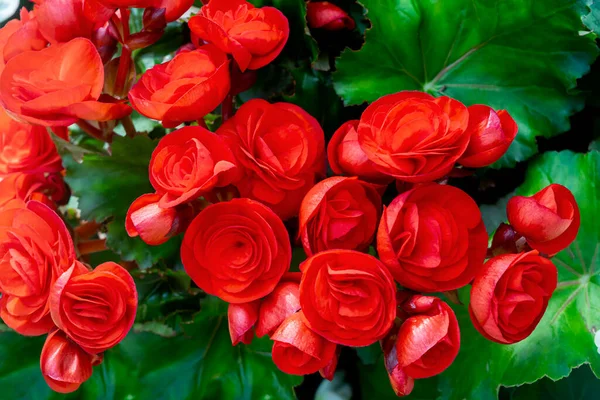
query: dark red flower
[
  {"left": 507, "top": 184, "right": 580, "bottom": 255},
  {"left": 357, "top": 92, "right": 469, "bottom": 182},
  {"left": 377, "top": 184, "right": 488, "bottom": 292},
  {"left": 458, "top": 105, "right": 517, "bottom": 168},
  {"left": 181, "top": 198, "right": 291, "bottom": 303},
  {"left": 128, "top": 45, "right": 230, "bottom": 128},
  {"left": 299, "top": 250, "right": 397, "bottom": 347},
  {"left": 469, "top": 251, "right": 557, "bottom": 344},
  {"left": 307, "top": 1, "right": 355, "bottom": 31},
  {"left": 298, "top": 176, "right": 381, "bottom": 256},
  {"left": 189, "top": 0, "right": 289, "bottom": 71},
  {"left": 217, "top": 99, "right": 325, "bottom": 220}
]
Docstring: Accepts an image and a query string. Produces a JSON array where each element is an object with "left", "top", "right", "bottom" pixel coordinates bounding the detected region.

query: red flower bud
[
  {"left": 40, "top": 329, "right": 99, "bottom": 393},
  {"left": 182, "top": 198, "right": 291, "bottom": 303},
  {"left": 490, "top": 223, "right": 520, "bottom": 256},
  {"left": 298, "top": 176, "right": 381, "bottom": 256},
  {"left": 327, "top": 120, "right": 392, "bottom": 185},
  {"left": 271, "top": 311, "right": 337, "bottom": 375},
  {"left": 383, "top": 294, "right": 459, "bottom": 396},
  {"left": 458, "top": 105, "right": 518, "bottom": 168},
  {"left": 0, "top": 38, "right": 132, "bottom": 126},
  {"left": 506, "top": 184, "right": 580, "bottom": 255},
  {"left": 188, "top": 0, "right": 289, "bottom": 71},
  {"left": 255, "top": 281, "right": 300, "bottom": 337},
  {"left": 307, "top": 1, "right": 355, "bottom": 31},
  {"left": 125, "top": 193, "right": 181, "bottom": 245},
  {"left": 228, "top": 301, "right": 260, "bottom": 345},
  {"left": 469, "top": 251, "right": 557, "bottom": 344},
  {"left": 50, "top": 262, "right": 138, "bottom": 354},
  {"left": 377, "top": 183, "right": 488, "bottom": 292},
  {"left": 128, "top": 45, "right": 230, "bottom": 128},
  {"left": 149, "top": 126, "right": 239, "bottom": 208},
  {"left": 299, "top": 250, "right": 397, "bottom": 347}
]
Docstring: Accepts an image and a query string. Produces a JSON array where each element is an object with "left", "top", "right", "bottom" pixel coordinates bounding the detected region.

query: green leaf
[
  {"left": 509, "top": 364, "right": 600, "bottom": 400},
  {"left": 0, "top": 298, "right": 302, "bottom": 399},
  {"left": 118, "top": 297, "right": 303, "bottom": 400},
  {"left": 65, "top": 135, "right": 181, "bottom": 269},
  {"left": 437, "top": 150, "right": 600, "bottom": 400},
  {"left": 333, "top": 0, "right": 599, "bottom": 167},
  {"left": 284, "top": 65, "right": 344, "bottom": 134}
]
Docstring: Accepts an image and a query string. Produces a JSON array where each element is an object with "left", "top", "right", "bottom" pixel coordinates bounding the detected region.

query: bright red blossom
[
  {"left": 218, "top": 99, "right": 325, "bottom": 220},
  {"left": 357, "top": 91, "right": 469, "bottom": 182},
  {"left": 0, "top": 38, "right": 131, "bottom": 126},
  {"left": 271, "top": 311, "right": 337, "bottom": 375},
  {"left": 189, "top": 0, "right": 289, "bottom": 71},
  {"left": 299, "top": 250, "right": 397, "bottom": 347},
  {"left": 327, "top": 120, "right": 392, "bottom": 184},
  {"left": 0, "top": 201, "right": 75, "bottom": 336},
  {"left": 0, "top": 172, "right": 69, "bottom": 209},
  {"left": 149, "top": 126, "right": 239, "bottom": 208},
  {"left": 298, "top": 176, "right": 381, "bottom": 256},
  {"left": 377, "top": 184, "right": 488, "bottom": 292},
  {"left": 50, "top": 262, "right": 138, "bottom": 354},
  {"left": 0, "top": 8, "right": 47, "bottom": 75},
  {"left": 469, "top": 251, "right": 557, "bottom": 344},
  {"left": 129, "top": 45, "right": 231, "bottom": 128},
  {"left": 0, "top": 108, "right": 63, "bottom": 177},
  {"left": 181, "top": 198, "right": 291, "bottom": 303},
  {"left": 507, "top": 184, "right": 580, "bottom": 255}
]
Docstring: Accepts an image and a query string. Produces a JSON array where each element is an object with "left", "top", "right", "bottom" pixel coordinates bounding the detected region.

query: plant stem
[
  {"left": 114, "top": 8, "right": 132, "bottom": 98},
  {"left": 74, "top": 221, "right": 102, "bottom": 240},
  {"left": 221, "top": 92, "right": 234, "bottom": 122},
  {"left": 121, "top": 115, "right": 137, "bottom": 137},
  {"left": 77, "top": 120, "right": 110, "bottom": 142},
  {"left": 78, "top": 239, "right": 107, "bottom": 255}
]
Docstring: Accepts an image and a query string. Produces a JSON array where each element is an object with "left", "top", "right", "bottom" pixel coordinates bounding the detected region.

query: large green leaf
[
  {"left": 508, "top": 364, "right": 600, "bottom": 400},
  {"left": 333, "top": 0, "right": 598, "bottom": 167},
  {"left": 0, "top": 298, "right": 301, "bottom": 400},
  {"left": 64, "top": 135, "right": 181, "bottom": 269},
  {"left": 436, "top": 151, "right": 600, "bottom": 399}
]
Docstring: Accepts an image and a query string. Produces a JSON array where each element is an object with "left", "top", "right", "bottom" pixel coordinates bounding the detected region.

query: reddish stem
[
  {"left": 75, "top": 221, "right": 102, "bottom": 240},
  {"left": 114, "top": 8, "right": 132, "bottom": 98},
  {"left": 78, "top": 239, "right": 107, "bottom": 255},
  {"left": 221, "top": 92, "right": 234, "bottom": 121},
  {"left": 120, "top": 115, "right": 137, "bottom": 138},
  {"left": 77, "top": 120, "right": 110, "bottom": 142}
]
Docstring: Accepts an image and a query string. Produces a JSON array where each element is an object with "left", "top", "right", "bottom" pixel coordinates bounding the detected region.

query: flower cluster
[
  {"left": 0, "top": 0, "right": 581, "bottom": 396},
  {"left": 0, "top": 200, "right": 137, "bottom": 393}
]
